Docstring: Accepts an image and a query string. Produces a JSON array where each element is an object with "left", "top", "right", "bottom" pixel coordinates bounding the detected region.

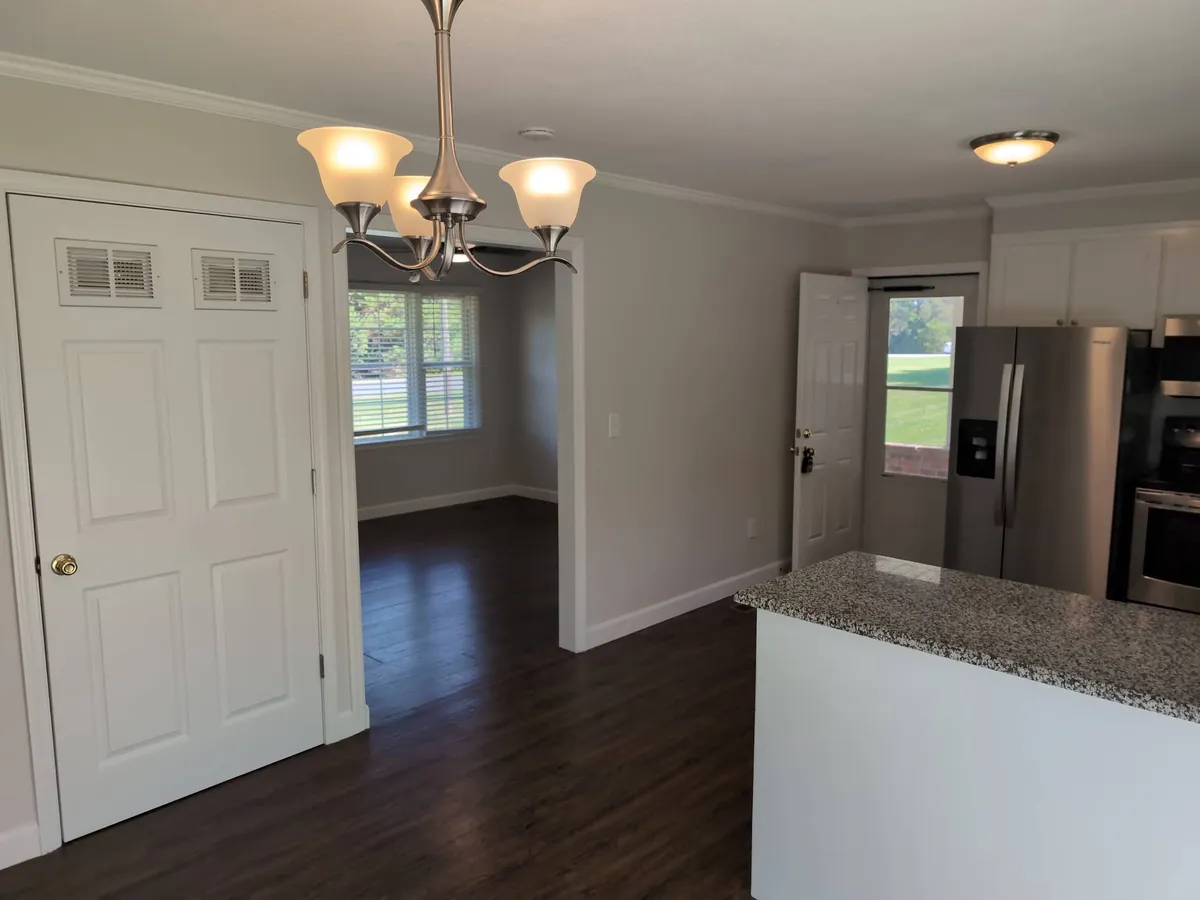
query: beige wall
[
  {"left": 846, "top": 214, "right": 992, "bottom": 270},
  {"left": 513, "top": 266, "right": 558, "bottom": 493},
  {"left": 0, "top": 74, "right": 845, "bottom": 842}
]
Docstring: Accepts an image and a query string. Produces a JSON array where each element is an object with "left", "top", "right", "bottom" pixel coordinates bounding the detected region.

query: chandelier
[{"left": 298, "top": 0, "right": 595, "bottom": 281}]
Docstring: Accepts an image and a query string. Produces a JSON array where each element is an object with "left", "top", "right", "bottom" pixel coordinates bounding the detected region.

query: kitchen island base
[{"left": 752, "top": 611, "right": 1200, "bottom": 900}]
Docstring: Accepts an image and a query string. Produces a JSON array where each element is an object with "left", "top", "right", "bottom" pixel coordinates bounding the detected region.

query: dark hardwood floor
[{"left": 0, "top": 498, "right": 757, "bottom": 899}]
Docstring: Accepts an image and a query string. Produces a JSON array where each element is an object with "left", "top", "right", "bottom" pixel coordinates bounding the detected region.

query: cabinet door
[
  {"left": 988, "top": 242, "right": 1071, "bottom": 326},
  {"left": 1160, "top": 231, "right": 1200, "bottom": 317},
  {"left": 1068, "top": 235, "right": 1161, "bottom": 328}
]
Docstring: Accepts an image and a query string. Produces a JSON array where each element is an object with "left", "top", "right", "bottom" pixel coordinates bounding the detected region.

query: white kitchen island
[{"left": 737, "top": 552, "right": 1200, "bottom": 900}]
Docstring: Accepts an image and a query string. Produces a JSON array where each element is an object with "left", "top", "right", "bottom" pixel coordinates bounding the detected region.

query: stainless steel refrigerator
[{"left": 944, "top": 326, "right": 1152, "bottom": 599}]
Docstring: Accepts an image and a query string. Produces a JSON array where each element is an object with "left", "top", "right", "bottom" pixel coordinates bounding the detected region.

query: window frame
[{"left": 347, "top": 283, "right": 483, "bottom": 446}]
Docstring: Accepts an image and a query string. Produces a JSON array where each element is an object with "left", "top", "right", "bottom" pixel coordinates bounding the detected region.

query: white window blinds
[{"left": 348, "top": 289, "right": 480, "bottom": 442}]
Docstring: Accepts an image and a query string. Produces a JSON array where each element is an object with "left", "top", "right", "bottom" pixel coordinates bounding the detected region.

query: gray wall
[
  {"left": 348, "top": 244, "right": 557, "bottom": 513},
  {"left": 513, "top": 266, "right": 558, "bottom": 493},
  {"left": 0, "top": 74, "right": 844, "bottom": 841},
  {"left": 992, "top": 188, "right": 1200, "bottom": 234},
  {"left": 846, "top": 215, "right": 992, "bottom": 270}
]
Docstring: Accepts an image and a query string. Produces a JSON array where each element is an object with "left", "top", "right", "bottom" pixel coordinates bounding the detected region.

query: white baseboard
[
  {"left": 586, "top": 559, "right": 787, "bottom": 649},
  {"left": 509, "top": 484, "right": 558, "bottom": 503},
  {"left": 0, "top": 822, "right": 40, "bottom": 872},
  {"left": 358, "top": 484, "right": 558, "bottom": 521},
  {"left": 357, "top": 485, "right": 512, "bottom": 521}
]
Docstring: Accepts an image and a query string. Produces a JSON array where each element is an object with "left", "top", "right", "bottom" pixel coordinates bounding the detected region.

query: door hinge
[
  {"left": 34, "top": 556, "right": 40, "bottom": 576},
  {"left": 319, "top": 654, "right": 325, "bottom": 678},
  {"left": 303, "top": 270, "right": 309, "bottom": 300},
  {"left": 311, "top": 468, "right": 317, "bottom": 495}
]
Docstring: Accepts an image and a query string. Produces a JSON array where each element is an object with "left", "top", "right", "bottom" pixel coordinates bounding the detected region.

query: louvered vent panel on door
[
  {"left": 55, "top": 240, "right": 160, "bottom": 308},
  {"left": 237, "top": 259, "right": 272, "bottom": 302},
  {"left": 193, "top": 251, "right": 278, "bottom": 310}
]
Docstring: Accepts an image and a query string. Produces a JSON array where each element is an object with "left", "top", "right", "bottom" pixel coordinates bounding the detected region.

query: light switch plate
[{"left": 608, "top": 412, "right": 620, "bottom": 439}]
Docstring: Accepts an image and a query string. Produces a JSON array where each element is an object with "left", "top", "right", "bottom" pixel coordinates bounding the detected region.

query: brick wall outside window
[{"left": 884, "top": 443, "right": 949, "bottom": 479}]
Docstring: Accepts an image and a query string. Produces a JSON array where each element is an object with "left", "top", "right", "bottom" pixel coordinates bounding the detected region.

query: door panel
[
  {"left": 212, "top": 551, "right": 291, "bottom": 720},
  {"left": 944, "top": 327, "right": 1015, "bottom": 578},
  {"left": 1001, "top": 327, "right": 1126, "bottom": 596},
  {"left": 199, "top": 341, "right": 284, "bottom": 507},
  {"left": 86, "top": 572, "right": 187, "bottom": 759},
  {"left": 9, "top": 195, "right": 323, "bottom": 840},
  {"left": 792, "top": 274, "right": 868, "bottom": 569},
  {"left": 68, "top": 342, "right": 174, "bottom": 526}
]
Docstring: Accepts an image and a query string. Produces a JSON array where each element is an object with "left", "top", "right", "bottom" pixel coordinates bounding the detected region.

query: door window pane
[
  {"left": 885, "top": 389, "right": 950, "bottom": 446},
  {"left": 883, "top": 295, "right": 963, "bottom": 479}
]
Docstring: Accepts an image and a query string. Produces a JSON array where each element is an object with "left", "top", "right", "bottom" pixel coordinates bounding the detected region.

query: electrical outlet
[
  {"left": 746, "top": 517, "right": 758, "bottom": 539},
  {"left": 608, "top": 412, "right": 621, "bottom": 439}
]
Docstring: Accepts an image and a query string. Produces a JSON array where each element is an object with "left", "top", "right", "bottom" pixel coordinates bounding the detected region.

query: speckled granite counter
[{"left": 735, "top": 551, "right": 1200, "bottom": 724}]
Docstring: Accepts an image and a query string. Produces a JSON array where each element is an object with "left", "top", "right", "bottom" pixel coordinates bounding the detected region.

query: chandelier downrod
[{"left": 412, "top": 0, "right": 487, "bottom": 224}]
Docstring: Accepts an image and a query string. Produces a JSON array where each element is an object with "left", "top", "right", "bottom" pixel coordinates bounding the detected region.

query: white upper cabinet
[
  {"left": 1068, "top": 235, "right": 1160, "bottom": 328},
  {"left": 1160, "top": 232, "right": 1200, "bottom": 317},
  {"left": 988, "top": 242, "right": 1071, "bottom": 326},
  {"left": 989, "top": 226, "right": 1200, "bottom": 331}
]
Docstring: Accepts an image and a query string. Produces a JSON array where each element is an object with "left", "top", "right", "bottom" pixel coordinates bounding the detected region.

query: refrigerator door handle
[
  {"left": 1004, "top": 363, "right": 1026, "bottom": 527},
  {"left": 993, "top": 363, "right": 1014, "bottom": 526}
]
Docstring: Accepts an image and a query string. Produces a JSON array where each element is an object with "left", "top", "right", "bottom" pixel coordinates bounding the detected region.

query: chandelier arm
[
  {"left": 431, "top": 225, "right": 456, "bottom": 281},
  {"left": 338, "top": 236, "right": 441, "bottom": 274},
  {"left": 457, "top": 224, "right": 578, "bottom": 277},
  {"left": 333, "top": 221, "right": 448, "bottom": 273}
]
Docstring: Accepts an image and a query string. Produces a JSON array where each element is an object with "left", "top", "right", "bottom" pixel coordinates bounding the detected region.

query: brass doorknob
[
  {"left": 50, "top": 554, "right": 78, "bottom": 576},
  {"left": 801, "top": 429, "right": 811, "bottom": 438}
]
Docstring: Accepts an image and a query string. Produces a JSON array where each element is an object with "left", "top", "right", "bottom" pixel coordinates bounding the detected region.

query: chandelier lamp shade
[{"left": 298, "top": 0, "right": 595, "bottom": 280}]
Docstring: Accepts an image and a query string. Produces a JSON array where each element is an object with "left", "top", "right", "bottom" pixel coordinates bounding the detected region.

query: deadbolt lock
[
  {"left": 50, "top": 554, "right": 78, "bottom": 577},
  {"left": 801, "top": 429, "right": 811, "bottom": 438}
]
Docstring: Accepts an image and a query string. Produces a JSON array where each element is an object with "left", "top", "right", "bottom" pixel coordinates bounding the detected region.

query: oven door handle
[{"left": 1137, "top": 492, "right": 1200, "bottom": 513}]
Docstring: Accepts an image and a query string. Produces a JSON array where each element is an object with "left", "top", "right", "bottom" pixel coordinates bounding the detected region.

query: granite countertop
[{"left": 735, "top": 551, "right": 1200, "bottom": 724}]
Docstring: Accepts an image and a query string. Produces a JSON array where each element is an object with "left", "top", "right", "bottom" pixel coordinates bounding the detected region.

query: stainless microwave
[{"left": 1160, "top": 316, "right": 1200, "bottom": 397}]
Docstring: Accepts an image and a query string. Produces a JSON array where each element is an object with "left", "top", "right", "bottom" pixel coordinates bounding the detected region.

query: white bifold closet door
[{"left": 9, "top": 195, "right": 324, "bottom": 840}]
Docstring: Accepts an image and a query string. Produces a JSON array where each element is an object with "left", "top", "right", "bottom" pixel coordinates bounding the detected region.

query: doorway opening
[
  {"left": 338, "top": 225, "right": 573, "bottom": 725},
  {"left": 862, "top": 273, "right": 981, "bottom": 566}
]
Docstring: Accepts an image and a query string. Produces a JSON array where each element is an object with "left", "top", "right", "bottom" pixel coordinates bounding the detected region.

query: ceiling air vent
[
  {"left": 193, "top": 251, "right": 278, "bottom": 310},
  {"left": 55, "top": 240, "right": 159, "bottom": 308}
]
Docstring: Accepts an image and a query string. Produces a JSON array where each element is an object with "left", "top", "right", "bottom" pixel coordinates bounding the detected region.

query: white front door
[
  {"left": 9, "top": 195, "right": 324, "bottom": 840},
  {"left": 791, "top": 273, "right": 868, "bottom": 570}
]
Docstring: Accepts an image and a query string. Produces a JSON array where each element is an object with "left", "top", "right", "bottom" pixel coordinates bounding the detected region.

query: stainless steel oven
[{"left": 1128, "top": 488, "right": 1200, "bottom": 613}]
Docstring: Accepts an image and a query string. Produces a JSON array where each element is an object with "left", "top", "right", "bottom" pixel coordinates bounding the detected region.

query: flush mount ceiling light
[
  {"left": 298, "top": 0, "right": 595, "bottom": 281},
  {"left": 970, "top": 131, "right": 1060, "bottom": 166}
]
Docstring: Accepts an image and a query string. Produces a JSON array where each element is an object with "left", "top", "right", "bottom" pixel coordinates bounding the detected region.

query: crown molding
[
  {"left": 591, "top": 170, "right": 840, "bottom": 224},
  {"left": 842, "top": 206, "right": 990, "bottom": 228},
  {"left": 987, "top": 177, "right": 1200, "bottom": 209},
  {"left": 0, "top": 51, "right": 839, "bottom": 225}
]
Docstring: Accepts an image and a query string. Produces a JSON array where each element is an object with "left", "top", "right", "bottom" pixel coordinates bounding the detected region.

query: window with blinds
[{"left": 348, "top": 289, "right": 480, "bottom": 442}]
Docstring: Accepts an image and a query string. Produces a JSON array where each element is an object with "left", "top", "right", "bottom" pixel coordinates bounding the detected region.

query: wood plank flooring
[{"left": 0, "top": 498, "right": 757, "bottom": 899}]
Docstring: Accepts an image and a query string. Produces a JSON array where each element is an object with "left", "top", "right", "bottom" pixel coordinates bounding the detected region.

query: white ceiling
[{"left": 1, "top": 0, "right": 1198, "bottom": 218}]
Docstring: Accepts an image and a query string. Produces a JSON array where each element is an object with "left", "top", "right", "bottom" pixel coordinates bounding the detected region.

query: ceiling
[{"left": 2, "top": 0, "right": 1198, "bottom": 218}]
